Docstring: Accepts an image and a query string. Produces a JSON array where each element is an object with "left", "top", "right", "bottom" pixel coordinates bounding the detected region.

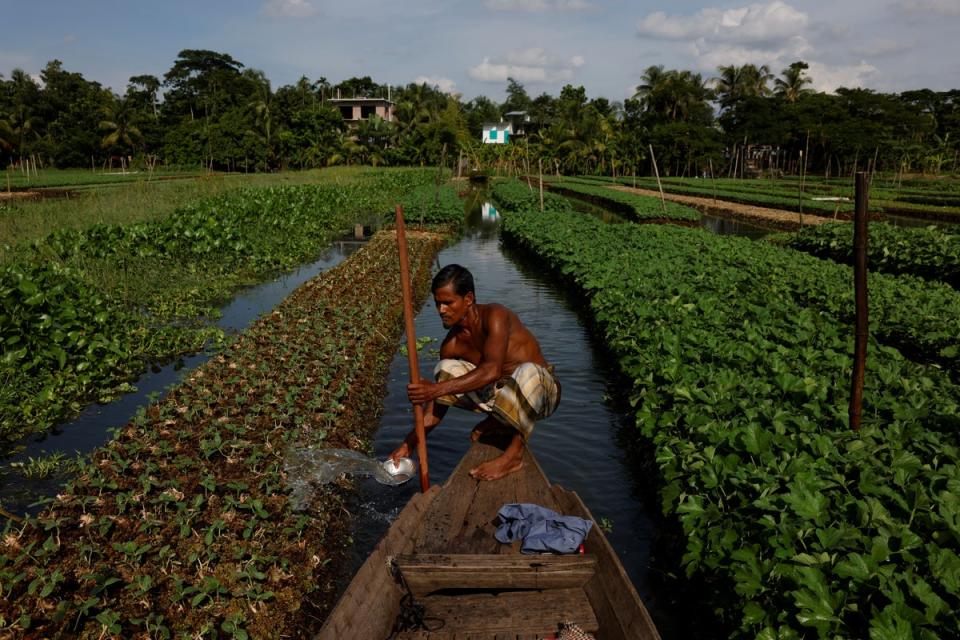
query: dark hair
[{"left": 432, "top": 264, "right": 475, "bottom": 297}]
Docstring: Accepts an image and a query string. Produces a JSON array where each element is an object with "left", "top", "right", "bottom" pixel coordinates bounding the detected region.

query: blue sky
[{"left": 2, "top": 0, "right": 958, "bottom": 101}]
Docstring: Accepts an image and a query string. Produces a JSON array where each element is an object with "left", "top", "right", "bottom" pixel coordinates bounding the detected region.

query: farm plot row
[
  {"left": 574, "top": 175, "right": 850, "bottom": 217},
  {"left": 489, "top": 178, "right": 574, "bottom": 215},
  {"left": 578, "top": 175, "right": 960, "bottom": 219},
  {"left": 787, "top": 222, "right": 960, "bottom": 291},
  {"left": 0, "top": 171, "right": 461, "bottom": 444},
  {"left": 0, "top": 229, "right": 446, "bottom": 638},
  {"left": 546, "top": 179, "right": 701, "bottom": 223},
  {"left": 501, "top": 208, "right": 960, "bottom": 639}
]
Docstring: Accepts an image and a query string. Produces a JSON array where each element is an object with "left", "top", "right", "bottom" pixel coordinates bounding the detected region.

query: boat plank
[
  {"left": 417, "top": 587, "right": 598, "bottom": 635},
  {"left": 415, "top": 444, "right": 489, "bottom": 553},
  {"left": 317, "top": 485, "right": 439, "bottom": 640},
  {"left": 395, "top": 553, "right": 596, "bottom": 595},
  {"left": 551, "top": 486, "right": 660, "bottom": 640},
  {"left": 454, "top": 463, "right": 515, "bottom": 554}
]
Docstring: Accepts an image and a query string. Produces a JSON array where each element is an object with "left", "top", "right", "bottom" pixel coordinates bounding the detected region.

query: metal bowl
[{"left": 377, "top": 457, "right": 417, "bottom": 485}]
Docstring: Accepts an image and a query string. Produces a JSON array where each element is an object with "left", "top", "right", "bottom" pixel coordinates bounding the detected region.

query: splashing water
[{"left": 284, "top": 447, "right": 415, "bottom": 510}]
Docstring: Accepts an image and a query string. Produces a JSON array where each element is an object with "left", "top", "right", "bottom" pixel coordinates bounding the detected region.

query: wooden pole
[
  {"left": 849, "top": 172, "right": 869, "bottom": 432},
  {"left": 798, "top": 132, "right": 810, "bottom": 226},
  {"left": 709, "top": 158, "right": 717, "bottom": 205},
  {"left": 395, "top": 205, "right": 430, "bottom": 492},
  {"left": 648, "top": 144, "right": 667, "bottom": 216},
  {"left": 538, "top": 158, "right": 544, "bottom": 212}
]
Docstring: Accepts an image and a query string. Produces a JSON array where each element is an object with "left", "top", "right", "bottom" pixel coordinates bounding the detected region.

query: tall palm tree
[
  {"left": 775, "top": 61, "right": 813, "bottom": 103},
  {"left": 633, "top": 65, "right": 668, "bottom": 102},
  {"left": 714, "top": 64, "right": 773, "bottom": 106},
  {"left": 247, "top": 71, "right": 275, "bottom": 153},
  {"left": 99, "top": 98, "right": 143, "bottom": 152}
]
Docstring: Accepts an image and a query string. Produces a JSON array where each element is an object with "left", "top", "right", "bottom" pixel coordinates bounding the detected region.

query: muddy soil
[{"left": 610, "top": 184, "right": 835, "bottom": 231}]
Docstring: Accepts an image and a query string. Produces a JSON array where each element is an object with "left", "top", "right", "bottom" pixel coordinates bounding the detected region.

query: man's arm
[
  {"left": 389, "top": 401, "right": 448, "bottom": 462},
  {"left": 407, "top": 307, "right": 510, "bottom": 404}
]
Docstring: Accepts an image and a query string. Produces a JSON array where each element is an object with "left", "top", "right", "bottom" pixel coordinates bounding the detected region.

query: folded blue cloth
[{"left": 494, "top": 503, "right": 593, "bottom": 554}]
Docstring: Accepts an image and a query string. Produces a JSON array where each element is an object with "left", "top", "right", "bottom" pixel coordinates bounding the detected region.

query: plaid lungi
[{"left": 433, "top": 358, "right": 560, "bottom": 441}]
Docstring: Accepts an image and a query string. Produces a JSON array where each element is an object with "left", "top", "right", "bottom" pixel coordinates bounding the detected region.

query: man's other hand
[{"left": 407, "top": 381, "right": 437, "bottom": 405}]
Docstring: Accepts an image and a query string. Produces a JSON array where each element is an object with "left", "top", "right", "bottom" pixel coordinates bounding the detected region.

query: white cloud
[
  {"left": 484, "top": 0, "right": 592, "bottom": 11},
  {"left": 413, "top": 75, "right": 458, "bottom": 94},
  {"left": 691, "top": 35, "right": 811, "bottom": 70},
  {"left": 805, "top": 60, "right": 877, "bottom": 92},
  {"left": 63, "top": 34, "right": 76, "bottom": 44},
  {"left": 262, "top": 0, "right": 317, "bottom": 18},
  {"left": 469, "top": 48, "right": 584, "bottom": 83},
  {"left": 891, "top": 0, "right": 960, "bottom": 16},
  {"left": 638, "top": 1, "right": 808, "bottom": 44}
]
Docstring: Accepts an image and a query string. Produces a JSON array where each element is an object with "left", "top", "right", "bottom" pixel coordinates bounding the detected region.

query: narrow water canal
[{"left": 345, "top": 197, "right": 695, "bottom": 637}]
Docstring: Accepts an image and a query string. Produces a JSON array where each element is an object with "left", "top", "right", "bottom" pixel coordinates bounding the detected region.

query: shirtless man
[{"left": 389, "top": 264, "right": 560, "bottom": 481}]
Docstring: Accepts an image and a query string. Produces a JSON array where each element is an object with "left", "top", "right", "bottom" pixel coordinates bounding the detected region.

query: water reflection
[{"left": 700, "top": 214, "right": 773, "bottom": 238}]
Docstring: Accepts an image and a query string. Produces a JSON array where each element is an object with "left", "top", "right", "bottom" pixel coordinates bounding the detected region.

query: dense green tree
[
  {"left": 2, "top": 51, "right": 957, "bottom": 176},
  {"left": 99, "top": 96, "right": 143, "bottom": 154},
  {"left": 775, "top": 61, "right": 812, "bottom": 103},
  {"left": 502, "top": 77, "right": 532, "bottom": 114}
]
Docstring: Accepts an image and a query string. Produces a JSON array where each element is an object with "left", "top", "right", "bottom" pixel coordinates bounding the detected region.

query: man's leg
[
  {"left": 469, "top": 414, "right": 512, "bottom": 442},
  {"left": 469, "top": 431, "right": 524, "bottom": 481}
]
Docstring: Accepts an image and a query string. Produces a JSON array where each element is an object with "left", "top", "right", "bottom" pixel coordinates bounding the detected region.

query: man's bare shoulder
[
  {"left": 480, "top": 302, "right": 513, "bottom": 324},
  {"left": 439, "top": 331, "right": 465, "bottom": 358}
]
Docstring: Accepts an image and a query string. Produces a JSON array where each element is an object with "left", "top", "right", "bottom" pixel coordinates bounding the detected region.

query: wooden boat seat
[
  {"left": 395, "top": 586, "right": 599, "bottom": 638},
  {"left": 395, "top": 553, "right": 597, "bottom": 595}
]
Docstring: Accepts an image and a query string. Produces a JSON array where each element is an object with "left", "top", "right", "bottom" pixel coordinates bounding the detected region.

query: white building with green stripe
[{"left": 482, "top": 122, "right": 512, "bottom": 144}]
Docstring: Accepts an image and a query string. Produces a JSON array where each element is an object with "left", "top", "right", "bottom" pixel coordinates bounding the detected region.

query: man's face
[{"left": 433, "top": 283, "right": 473, "bottom": 329}]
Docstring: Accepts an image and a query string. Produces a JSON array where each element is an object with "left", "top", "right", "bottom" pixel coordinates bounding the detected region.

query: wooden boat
[{"left": 318, "top": 438, "right": 661, "bottom": 639}]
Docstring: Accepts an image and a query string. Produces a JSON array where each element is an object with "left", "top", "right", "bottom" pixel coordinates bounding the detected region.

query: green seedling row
[
  {"left": 547, "top": 179, "right": 701, "bottom": 222},
  {"left": 490, "top": 178, "right": 574, "bottom": 215},
  {"left": 576, "top": 175, "right": 960, "bottom": 219},
  {"left": 500, "top": 205, "right": 960, "bottom": 639},
  {"left": 0, "top": 230, "right": 446, "bottom": 637},
  {"left": 0, "top": 170, "right": 443, "bottom": 443},
  {"left": 399, "top": 183, "right": 469, "bottom": 226},
  {"left": 788, "top": 222, "right": 960, "bottom": 291}
]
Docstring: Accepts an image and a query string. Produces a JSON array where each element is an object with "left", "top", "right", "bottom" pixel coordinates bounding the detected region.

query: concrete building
[
  {"left": 329, "top": 97, "right": 396, "bottom": 123},
  {"left": 482, "top": 122, "right": 513, "bottom": 144}
]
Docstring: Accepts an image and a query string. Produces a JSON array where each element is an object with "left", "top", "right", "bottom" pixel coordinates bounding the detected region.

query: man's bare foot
[
  {"left": 470, "top": 416, "right": 507, "bottom": 442},
  {"left": 469, "top": 451, "right": 523, "bottom": 481}
]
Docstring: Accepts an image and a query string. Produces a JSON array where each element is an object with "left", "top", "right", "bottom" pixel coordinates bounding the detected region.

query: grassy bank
[
  {"left": 0, "top": 229, "right": 447, "bottom": 638},
  {"left": 0, "top": 168, "right": 413, "bottom": 260}
]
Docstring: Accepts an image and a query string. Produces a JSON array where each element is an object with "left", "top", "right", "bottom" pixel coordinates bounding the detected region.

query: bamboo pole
[
  {"left": 798, "top": 132, "right": 810, "bottom": 226},
  {"left": 709, "top": 158, "right": 717, "bottom": 205},
  {"left": 649, "top": 144, "right": 667, "bottom": 216},
  {"left": 538, "top": 158, "right": 544, "bottom": 213},
  {"left": 395, "top": 205, "right": 430, "bottom": 492},
  {"left": 849, "top": 172, "right": 869, "bottom": 432}
]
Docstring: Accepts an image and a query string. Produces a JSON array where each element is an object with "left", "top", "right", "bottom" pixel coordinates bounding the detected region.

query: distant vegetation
[{"left": 1, "top": 52, "right": 958, "bottom": 180}]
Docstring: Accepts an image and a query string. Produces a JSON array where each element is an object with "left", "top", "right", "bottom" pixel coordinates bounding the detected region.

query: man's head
[{"left": 432, "top": 264, "right": 475, "bottom": 328}]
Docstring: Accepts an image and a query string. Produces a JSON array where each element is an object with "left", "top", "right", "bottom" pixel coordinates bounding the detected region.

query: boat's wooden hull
[{"left": 318, "top": 441, "right": 660, "bottom": 640}]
